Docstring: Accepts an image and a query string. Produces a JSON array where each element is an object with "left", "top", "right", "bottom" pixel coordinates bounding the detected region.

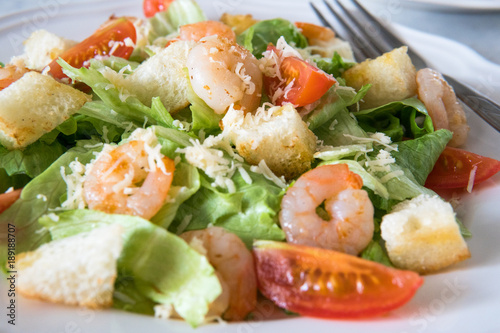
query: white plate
[
  {"left": 1, "top": 1, "right": 500, "bottom": 333},
  {"left": 371, "top": 0, "right": 500, "bottom": 11}
]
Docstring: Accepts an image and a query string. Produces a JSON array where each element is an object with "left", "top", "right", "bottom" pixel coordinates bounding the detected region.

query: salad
[{"left": 1, "top": 0, "right": 500, "bottom": 329}]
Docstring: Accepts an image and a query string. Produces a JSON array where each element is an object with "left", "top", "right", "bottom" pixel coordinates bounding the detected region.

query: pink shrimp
[
  {"left": 279, "top": 164, "right": 374, "bottom": 255},
  {"left": 180, "top": 226, "right": 257, "bottom": 321},
  {"left": 83, "top": 140, "right": 174, "bottom": 220}
]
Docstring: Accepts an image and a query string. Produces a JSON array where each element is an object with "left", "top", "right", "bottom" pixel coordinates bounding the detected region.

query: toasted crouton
[
  {"left": 17, "top": 224, "right": 124, "bottom": 308},
  {"left": 222, "top": 104, "right": 317, "bottom": 180},
  {"left": 381, "top": 194, "right": 470, "bottom": 274},
  {"left": 126, "top": 40, "right": 195, "bottom": 112},
  {"left": 0, "top": 71, "right": 91, "bottom": 150},
  {"left": 10, "top": 29, "right": 77, "bottom": 71},
  {"left": 343, "top": 46, "right": 417, "bottom": 109},
  {"left": 220, "top": 13, "right": 258, "bottom": 35}
]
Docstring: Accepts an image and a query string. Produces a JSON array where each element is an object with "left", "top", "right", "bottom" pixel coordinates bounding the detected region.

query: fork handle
[{"left": 443, "top": 75, "right": 500, "bottom": 132}]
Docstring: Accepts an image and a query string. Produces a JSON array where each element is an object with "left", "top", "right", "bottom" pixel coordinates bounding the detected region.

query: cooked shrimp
[
  {"left": 180, "top": 226, "right": 257, "bottom": 321},
  {"left": 416, "top": 68, "right": 469, "bottom": 147},
  {"left": 186, "top": 35, "right": 263, "bottom": 114},
  {"left": 279, "top": 164, "right": 374, "bottom": 255},
  {"left": 0, "top": 65, "right": 29, "bottom": 90},
  {"left": 83, "top": 140, "right": 174, "bottom": 220},
  {"left": 178, "top": 20, "right": 236, "bottom": 43}
]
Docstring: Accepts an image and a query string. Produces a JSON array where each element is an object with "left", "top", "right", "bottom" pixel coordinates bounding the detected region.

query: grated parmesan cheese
[
  {"left": 467, "top": 165, "right": 478, "bottom": 193},
  {"left": 60, "top": 158, "right": 88, "bottom": 210},
  {"left": 250, "top": 160, "right": 287, "bottom": 189}
]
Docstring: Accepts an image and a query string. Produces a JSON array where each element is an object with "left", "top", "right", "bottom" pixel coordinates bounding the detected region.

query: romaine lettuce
[
  {"left": 237, "top": 18, "right": 308, "bottom": 58},
  {"left": 40, "top": 209, "right": 221, "bottom": 327}
]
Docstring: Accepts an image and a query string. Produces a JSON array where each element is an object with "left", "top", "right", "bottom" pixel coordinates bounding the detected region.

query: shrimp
[
  {"left": 83, "top": 140, "right": 175, "bottom": 220},
  {"left": 180, "top": 226, "right": 257, "bottom": 321},
  {"left": 416, "top": 68, "right": 469, "bottom": 147},
  {"left": 178, "top": 20, "right": 236, "bottom": 43},
  {"left": 279, "top": 164, "right": 374, "bottom": 255},
  {"left": 186, "top": 35, "right": 263, "bottom": 114},
  {"left": 0, "top": 64, "right": 29, "bottom": 90}
]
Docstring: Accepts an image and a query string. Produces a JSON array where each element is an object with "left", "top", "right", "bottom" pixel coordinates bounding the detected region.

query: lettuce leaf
[
  {"left": 305, "top": 84, "right": 370, "bottom": 131},
  {"left": 0, "top": 139, "right": 103, "bottom": 271},
  {"left": 39, "top": 209, "right": 221, "bottom": 327},
  {"left": 314, "top": 52, "right": 356, "bottom": 78},
  {"left": 237, "top": 18, "right": 308, "bottom": 58},
  {"left": 170, "top": 164, "right": 286, "bottom": 247},
  {"left": 148, "top": 0, "right": 206, "bottom": 42},
  {"left": 60, "top": 60, "right": 174, "bottom": 128},
  {"left": 391, "top": 129, "right": 452, "bottom": 185},
  {"left": 312, "top": 106, "right": 369, "bottom": 147},
  {"left": 354, "top": 98, "right": 434, "bottom": 141},
  {"left": 0, "top": 140, "right": 65, "bottom": 179}
]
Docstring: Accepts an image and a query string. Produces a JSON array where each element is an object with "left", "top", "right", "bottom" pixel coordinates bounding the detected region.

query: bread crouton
[
  {"left": 220, "top": 13, "right": 258, "bottom": 35},
  {"left": 0, "top": 71, "right": 91, "bottom": 150},
  {"left": 10, "top": 29, "right": 77, "bottom": 71},
  {"left": 381, "top": 194, "right": 470, "bottom": 274},
  {"left": 343, "top": 46, "right": 417, "bottom": 109},
  {"left": 17, "top": 224, "right": 124, "bottom": 308},
  {"left": 126, "top": 40, "right": 195, "bottom": 112},
  {"left": 222, "top": 104, "right": 317, "bottom": 180}
]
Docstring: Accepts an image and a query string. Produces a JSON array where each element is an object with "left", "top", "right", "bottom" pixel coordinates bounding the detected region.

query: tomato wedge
[
  {"left": 264, "top": 45, "right": 336, "bottom": 107},
  {"left": 425, "top": 146, "right": 500, "bottom": 190},
  {"left": 143, "top": 0, "right": 174, "bottom": 18},
  {"left": 0, "top": 189, "right": 22, "bottom": 214},
  {"left": 253, "top": 240, "right": 423, "bottom": 319},
  {"left": 47, "top": 18, "right": 137, "bottom": 80}
]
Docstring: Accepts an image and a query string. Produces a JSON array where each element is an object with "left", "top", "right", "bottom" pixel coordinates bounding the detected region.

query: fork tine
[
  {"left": 322, "top": 0, "right": 380, "bottom": 60},
  {"left": 349, "top": 0, "right": 428, "bottom": 69},
  {"left": 309, "top": 2, "right": 367, "bottom": 61}
]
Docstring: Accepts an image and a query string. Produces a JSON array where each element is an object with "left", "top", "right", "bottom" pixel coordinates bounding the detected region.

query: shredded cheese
[{"left": 467, "top": 165, "right": 478, "bottom": 193}]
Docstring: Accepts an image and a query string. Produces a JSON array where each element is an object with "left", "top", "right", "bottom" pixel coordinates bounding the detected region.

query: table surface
[{"left": 1, "top": 0, "right": 499, "bottom": 66}]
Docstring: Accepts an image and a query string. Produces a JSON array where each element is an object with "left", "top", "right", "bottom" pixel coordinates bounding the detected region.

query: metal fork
[{"left": 310, "top": 0, "right": 500, "bottom": 132}]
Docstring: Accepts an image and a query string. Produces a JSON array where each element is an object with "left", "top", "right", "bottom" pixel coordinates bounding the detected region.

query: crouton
[
  {"left": 220, "top": 13, "right": 258, "bottom": 35},
  {"left": 17, "top": 224, "right": 124, "bottom": 308},
  {"left": 0, "top": 71, "right": 91, "bottom": 150},
  {"left": 343, "top": 46, "right": 417, "bottom": 109},
  {"left": 126, "top": 40, "right": 195, "bottom": 112},
  {"left": 381, "top": 194, "right": 470, "bottom": 274},
  {"left": 222, "top": 103, "right": 317, "bottom": 180},
  {"left": 10, "top": 29, "right": 77, "bottom": 71}
]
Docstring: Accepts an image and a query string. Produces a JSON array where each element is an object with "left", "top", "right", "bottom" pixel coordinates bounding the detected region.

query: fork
[{"left": 310, "top": 0, "right": 500, "bottom": 132}]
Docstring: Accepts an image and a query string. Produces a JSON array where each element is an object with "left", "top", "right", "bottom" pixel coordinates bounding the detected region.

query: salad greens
[{"left": 0, "top": 0, "right": 467, "bottom": 327}]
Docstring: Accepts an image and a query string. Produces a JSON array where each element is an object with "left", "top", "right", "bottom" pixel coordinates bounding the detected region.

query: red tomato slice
[
  {"left": 47, "top": 18, "right": 137, "bottom": 80},
  {"left": 425, "top": 146, "right": 500, "bottom": 190},
  {"left": 143, "top": 0, "right": 174, "bottom": 18},
  {"left": 253, "top": 240, "right": 423, "bottom": 319},
  {"left": 264, "top": 46, "right": 336, "bottom": 107},
  {"left": 0, "top": 189, "right": 22, "bottom": 214}
]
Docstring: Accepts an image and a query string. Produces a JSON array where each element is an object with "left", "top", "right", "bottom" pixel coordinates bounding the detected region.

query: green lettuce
[
  {"left": 148, "top": 0, "right": 206, "bottom": 42},
  {"left": 354, "top": 98, "right": 434, "bottom": 141},
  {"left": 40, "top": 209, "right": 221, "bottom": 327},
  {"left": 0, "top": 139, "right": 103, "bottom": 271},
  {"left": 391, "top": 129, "right": 452, "bottom": 185},
  {"left": 305, "top": 84, "right": 370, "bottom": 131},
  {"left": 238, "top": 18, "right": 308, "bottom": 58},
  {"left": 170, "top": 164, "right": 286, "bottom": 247},
  {"left": 314, "top": 52, "right": 356, "bottom": 78}
]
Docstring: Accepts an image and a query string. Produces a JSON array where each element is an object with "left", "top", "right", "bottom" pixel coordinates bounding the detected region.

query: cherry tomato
[
  {"left": 264, "top": 46, "right": 336, "bottom": 107},
  {"left": 0, "top": 189, "right": 22, "bottom": 214},
  {"left": 253, "top": 240, "right": 423, "bottom": 319},
  {"left": 295, "top": 22, "right": 335, "bottom": 42},
  {"left": 47, "top": 18, "right": 137, "bottom": 80},
  {"left": 143, "top": 0, "right": 174, "bottom": 18},
  {"left": 425, "top": 146, "right": 500, "bottom": 190}
]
